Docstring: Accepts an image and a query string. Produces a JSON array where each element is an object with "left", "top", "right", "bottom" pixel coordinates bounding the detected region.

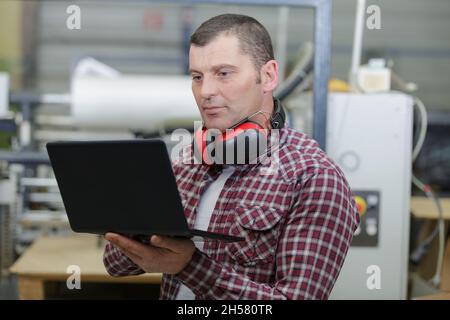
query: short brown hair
[{"left": 190, "top": 14, "right": 274, "bottom": 71}]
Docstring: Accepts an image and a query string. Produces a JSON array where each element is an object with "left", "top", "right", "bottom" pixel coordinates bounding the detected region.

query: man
[{"left": 103, "top": 14, "right": 359, "bottom": 300}]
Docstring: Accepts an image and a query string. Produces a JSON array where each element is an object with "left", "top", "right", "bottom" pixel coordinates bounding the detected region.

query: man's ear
[{"left": 260, "top": 60, "right": 279, "bottom": 93}]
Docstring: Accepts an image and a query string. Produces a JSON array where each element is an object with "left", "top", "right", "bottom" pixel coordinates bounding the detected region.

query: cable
[
  {"left": 405, "top": 94, "right": 445, "bottom": 288},
  {"left": 412, "top": 97, "right": 427, "bottom": 162},
  {"left": 411, "top": 174, "right": 445, "bottom": 287}
]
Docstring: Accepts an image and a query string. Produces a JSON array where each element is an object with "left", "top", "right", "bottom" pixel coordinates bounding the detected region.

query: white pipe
[
  {"left": 0, "top": 72, "right": 9, "bottom": 116},
  {"left": 41, "top": 93, "right": 72, "bottom": 105},
  {"left": 350, "top": 0, "right": 366, "bottom": 88}
]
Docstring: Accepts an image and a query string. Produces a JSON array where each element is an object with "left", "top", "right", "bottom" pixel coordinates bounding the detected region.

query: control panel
[{"left": 351, "top": 190, "right": 380, "bottom": 247}]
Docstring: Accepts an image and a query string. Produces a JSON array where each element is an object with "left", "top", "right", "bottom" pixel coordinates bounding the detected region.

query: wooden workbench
[
  {"left": 411, "top": 196, "right": 450, "bottom": 298},
  {"left": 411, "top": 196, "right": 450, "bottom": 220},
  {"left": 9, "top": 234, "right": 162, "bottom": 300}
]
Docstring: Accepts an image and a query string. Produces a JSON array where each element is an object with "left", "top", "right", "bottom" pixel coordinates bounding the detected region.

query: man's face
[{"left": 189, "top": 34, "right": 264, "bottom": 132}]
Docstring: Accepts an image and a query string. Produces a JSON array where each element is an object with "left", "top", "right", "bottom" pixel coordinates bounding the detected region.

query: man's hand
[{"left": 105, "top": 233, "right": 196, "bottom": 275}]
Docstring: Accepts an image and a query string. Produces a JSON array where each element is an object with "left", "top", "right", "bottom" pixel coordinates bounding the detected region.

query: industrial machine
[{"left": 329, "top": 93, "right": 412, "bottom": 299}]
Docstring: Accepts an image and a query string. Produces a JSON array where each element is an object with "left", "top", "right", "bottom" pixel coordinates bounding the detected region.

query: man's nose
[{"left": 200, "top": 75, "right": 219, "bottom": 100}]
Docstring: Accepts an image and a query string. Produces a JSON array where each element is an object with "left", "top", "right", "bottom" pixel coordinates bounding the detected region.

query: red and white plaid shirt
[{"left": 103, "top": 125, "right": 360, "bottom": 299}]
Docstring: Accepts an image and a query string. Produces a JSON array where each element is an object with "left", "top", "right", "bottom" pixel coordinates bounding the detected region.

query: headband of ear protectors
[{"left": 193, "top": 98, "right": 286, "bottom": 165}]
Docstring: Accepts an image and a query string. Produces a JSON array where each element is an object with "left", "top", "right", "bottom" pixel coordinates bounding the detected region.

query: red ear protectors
[
  {"left": 194, "top": 120, "right": 267, "bottom": 165},
  {"left": 193, "top": 98, "right": 286, "bottom": 165}
]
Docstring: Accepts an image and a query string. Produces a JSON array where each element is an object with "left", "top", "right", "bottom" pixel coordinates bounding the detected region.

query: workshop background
[{"left": 0, "top": 0, "right": 449, "bottom": 300}]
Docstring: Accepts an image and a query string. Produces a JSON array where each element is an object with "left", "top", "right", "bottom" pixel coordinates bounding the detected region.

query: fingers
[
  {"left": 117, "top": 246, "right": 143, "bottom": 264},
  {"left": 105, "top": 232, "right": 147, "bottom": 257},
  {"left": 104, "top": 232, "right": 119, "bottom": 241},
  {"left": 105, "top": 233, "right": 191, "bottom": 256},
  {"left": 150, "top": 235, "right": 192, "bottom": 253}
]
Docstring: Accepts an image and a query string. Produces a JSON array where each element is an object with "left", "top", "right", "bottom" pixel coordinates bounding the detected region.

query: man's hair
[{"left": 190, "top": 14, "right": 274, "bottom": 73}]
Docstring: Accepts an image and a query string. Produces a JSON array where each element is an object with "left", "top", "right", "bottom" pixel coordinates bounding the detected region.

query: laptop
[{"left": 46, "top": 139, "right": 243, "bottom": 242}]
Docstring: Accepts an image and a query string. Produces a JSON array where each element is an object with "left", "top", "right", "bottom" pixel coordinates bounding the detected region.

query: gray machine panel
[{"left": 327, "top": 93, "right": 413, "bottom": 300}]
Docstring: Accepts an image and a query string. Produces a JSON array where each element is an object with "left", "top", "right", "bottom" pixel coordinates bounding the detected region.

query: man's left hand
[{"left": 105, "top": 233, "right": 196, "bottom": 275}]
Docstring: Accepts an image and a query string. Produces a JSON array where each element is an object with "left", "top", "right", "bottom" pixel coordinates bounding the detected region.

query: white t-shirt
[{"left": 176, "top": 165, "right": 235, "bottom": 300}]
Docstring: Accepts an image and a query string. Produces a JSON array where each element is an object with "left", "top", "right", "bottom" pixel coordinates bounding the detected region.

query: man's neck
[{"left": 251, "top": 97, "right": 274, "bottom": 129}]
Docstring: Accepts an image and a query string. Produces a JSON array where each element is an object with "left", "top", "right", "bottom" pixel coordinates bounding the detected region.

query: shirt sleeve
[
  {"left": 103, "top": 241, "right": 145, "bottom": 277},
  {"left": 174, "top": 168, "right": 360, "bottom": 299}
]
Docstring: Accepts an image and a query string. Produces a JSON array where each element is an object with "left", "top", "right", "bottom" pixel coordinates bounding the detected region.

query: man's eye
[
  {"left": 218, "top": 71, "right": 231, "bottom": 77},
  {"left": 192, "top": 75, "right": 202, "bottom": 81}
]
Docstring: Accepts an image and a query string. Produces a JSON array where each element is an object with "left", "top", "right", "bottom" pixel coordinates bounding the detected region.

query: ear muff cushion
[
  {"left": 193, "top": 122, "right": 268, "bottom": 165},
  {"left": 216, "top": 122, "right": 268, "bottom": 164},
  {"left": 193, "top": 128, "right": 212, "bottom": 164}
]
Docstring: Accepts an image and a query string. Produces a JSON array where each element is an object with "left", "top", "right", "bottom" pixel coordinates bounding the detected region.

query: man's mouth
[{"left": 203, "top": 106, "right": 226, "bottom": 115}]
